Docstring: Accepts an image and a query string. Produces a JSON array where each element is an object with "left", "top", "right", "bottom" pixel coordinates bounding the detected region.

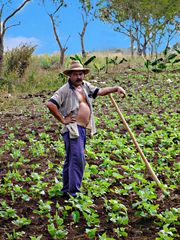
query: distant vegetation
[{"left": 0, "top": 43, "right": 179, "bottom": 94}]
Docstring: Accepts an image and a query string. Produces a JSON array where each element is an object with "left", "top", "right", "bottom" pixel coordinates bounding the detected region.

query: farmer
[{"left": 47, "top": 60, "right": 126, "bottom": 197}]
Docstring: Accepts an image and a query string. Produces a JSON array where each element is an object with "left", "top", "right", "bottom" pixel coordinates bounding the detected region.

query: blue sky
[
  {"left": 4, "top": 0, "right": 129, "bottom": 55},
  {"left": 4, "top": 0, "right": 178, "bottom": 55}
]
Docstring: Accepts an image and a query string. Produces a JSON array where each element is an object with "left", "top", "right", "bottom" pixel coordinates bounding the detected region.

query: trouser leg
[
  {"left": 61, "top": 133, "right": 70, "bottom": 193},
  {"left": 62, "top": 126, "right": 86, "bottom": 196}
]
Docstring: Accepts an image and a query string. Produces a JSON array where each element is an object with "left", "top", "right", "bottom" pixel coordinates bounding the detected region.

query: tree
[
  {"left": 42, "top": 0, "right": 68, "bottom": 68},
  {"left": 96, "top": 0, "right": 180, "bottom": 57},
  {"left": 78, "top": 0, "right": 94, "bottom": 59},
  {"left": 0, "top": 0, "right": 31, "bottom": 79}
]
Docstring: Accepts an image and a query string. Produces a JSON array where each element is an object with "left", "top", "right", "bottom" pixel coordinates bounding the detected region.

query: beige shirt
[{"left": 49, "top": 80, "right": 99, "bottom": 138}]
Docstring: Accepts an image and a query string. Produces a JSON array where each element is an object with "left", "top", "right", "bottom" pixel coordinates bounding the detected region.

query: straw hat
[{"left": 63, "top": 60, "right": 90, "bottom": 76}]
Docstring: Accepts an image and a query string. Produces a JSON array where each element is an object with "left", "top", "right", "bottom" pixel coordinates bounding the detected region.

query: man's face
[{"left": 69, "top": 71, "right": 85, "bottom": 87}]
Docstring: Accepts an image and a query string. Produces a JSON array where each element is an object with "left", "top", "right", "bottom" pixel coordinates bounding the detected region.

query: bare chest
[{"left": 75, "top": 87, "right": 87, "bottom": 103}]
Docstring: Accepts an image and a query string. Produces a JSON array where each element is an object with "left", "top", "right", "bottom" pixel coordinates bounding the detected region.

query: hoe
[{"left": 109, "top": 94, "right": 168, "bottom": 195}]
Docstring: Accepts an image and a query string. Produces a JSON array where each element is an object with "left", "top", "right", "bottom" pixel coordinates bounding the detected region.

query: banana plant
[
  {"left": 105, "top": 56, "right": 127, "bottom": 73},
  {"left": 144, "top": 47, "right": 180, "bottom": 77},
  {"left": 70, "top": 54, "right": 96, "bottom": 66}
]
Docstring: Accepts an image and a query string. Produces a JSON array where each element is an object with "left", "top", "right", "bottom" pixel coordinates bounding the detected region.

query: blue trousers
[{"left": 61, "top": 125, "right": 86, "bottom": 196}]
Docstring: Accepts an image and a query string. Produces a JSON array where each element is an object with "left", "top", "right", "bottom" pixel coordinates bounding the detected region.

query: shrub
[{"left": 4, "top": 44, "right": 36, "bottom": 77}]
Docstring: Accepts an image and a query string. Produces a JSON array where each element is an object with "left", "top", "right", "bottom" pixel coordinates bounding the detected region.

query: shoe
[{"left": 61, "top": 192, "right": 70, "bottom": 199}]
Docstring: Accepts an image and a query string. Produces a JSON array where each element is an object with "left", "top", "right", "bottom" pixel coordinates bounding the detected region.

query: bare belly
[{"left": 76, "top": 102, "right": 90, "bottom": 127}]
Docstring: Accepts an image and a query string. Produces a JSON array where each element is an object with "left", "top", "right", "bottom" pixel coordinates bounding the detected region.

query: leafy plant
[
  {"left": 155, "top": 224, "right": 179, "bottom": 240},
  {"left": 70, "top": 54, "right": 96, "bottom": 66},
  {"left": 5, "top": 229, "right": 25, "bottom": 240},
  {"left": 104, "top": 199, "right": 128, "bottom": 226},
  {"left": 12, "top": 216, "right": 31, "bottom": 227},
  {"left": 4, "top": 44, "right": 36, "bottom": 77}
]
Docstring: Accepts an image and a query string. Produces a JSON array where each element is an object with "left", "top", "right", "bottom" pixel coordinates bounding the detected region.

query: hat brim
[{"left": 63, "top": 68, "right": 90, "bottom": 76}]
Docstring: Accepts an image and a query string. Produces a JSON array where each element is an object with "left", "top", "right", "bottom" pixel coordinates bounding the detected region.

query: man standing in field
[{"left": 47, "top": 60, "right": 126, "bottom": 197}]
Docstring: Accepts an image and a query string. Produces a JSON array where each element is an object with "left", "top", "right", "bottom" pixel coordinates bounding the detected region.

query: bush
[{"left": 4, "top": 44, "right": 36, "bottom": 77}]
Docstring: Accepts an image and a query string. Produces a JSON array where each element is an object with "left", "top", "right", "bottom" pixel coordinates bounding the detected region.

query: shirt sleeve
[
  {"left": 49, "top": 88, "right": 64, "bottom": 108},
  {"left": 85, "top": 81, "right": 99, "bottom": 99}
]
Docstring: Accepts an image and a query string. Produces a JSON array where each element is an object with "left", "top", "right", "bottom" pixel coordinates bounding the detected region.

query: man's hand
[
  {"left": 63, "top": 113, "right": 76, "bottom": 125},
  {"left": 117, "top": 87, "right": 126, "bottom": 97},
  {"left": 97, "top": 86, "right": 126, "bottom": 97}
]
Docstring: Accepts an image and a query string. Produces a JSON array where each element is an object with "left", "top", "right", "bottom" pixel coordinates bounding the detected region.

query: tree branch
[
  {"left": 4, "top": 22, "right": 21, "bottom": 32},
  {"left": 48, "top": 13, "right": 63, "bottom": 51},
  {"left": 2, "top": 0, "right": 31, "bottom": 36},
  {"left": 52, "top": 2, "right": 64, "bottom": 16}
]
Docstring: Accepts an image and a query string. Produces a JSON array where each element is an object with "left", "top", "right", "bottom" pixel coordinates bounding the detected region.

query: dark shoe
[{"left": 61, "top": 192, "right": 70, "bottom": 200}]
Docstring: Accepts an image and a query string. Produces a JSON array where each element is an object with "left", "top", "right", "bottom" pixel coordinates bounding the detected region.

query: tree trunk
[
  {"left": 60, "top": 48, "right": 66, "bottom": 67},
  {"left": 81, "top": 34, "right": 86, "bottom": 59},
  {"left": 0, "top": 36, "right": 4, "bottom": 79},
  {"left": 48, "top": 13, "right": 68, "bottom": 69},
  {"left": 80, "top": 21, "right": 88, "bottom": 59},
  {"left": 130, "top": 31, "right": 134, "bottom": 58},
  {"left": 150, "top": 44, "right": 154, "bottom": 58},
  {"left": 142, "top": 44, "right": 147, "bottom": 57}
]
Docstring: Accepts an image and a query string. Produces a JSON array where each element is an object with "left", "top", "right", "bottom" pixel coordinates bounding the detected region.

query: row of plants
[{"left": 0, "top": 64, "right": 179, "bottom": 239}]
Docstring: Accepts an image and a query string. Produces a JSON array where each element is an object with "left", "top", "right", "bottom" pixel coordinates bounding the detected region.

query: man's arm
[
  {"left": 97, "top": 86, "right": 126, "bottom": 97},
  {"left": 47, "top": 102, "right": 76, "bottom": 124}
]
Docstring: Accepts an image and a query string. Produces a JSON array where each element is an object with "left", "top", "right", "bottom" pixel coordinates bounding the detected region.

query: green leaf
[
  {"left": 174, "top": 48, "right": 180, "bottom": 54},
  {"left": 151, "top": 58, "right": 163, "bottom": 66},
  {"left": 70, "top": 55, "right": 83, "bottom": 64},
  {"left": 75, "top": 54, "right": 83, "bottom": 64},
  {"left": 157, "top": 63, "right": 167, "bottom": 69},
  {"left": 166, "top": 53, "right": 177, "bottom": 61},
  {"left": 84, "top": 56, "right": 96, "bottom": 66},
  {"left": 163, "top": 47, "right": 169, "bottom": 56},
  {"left": 144, "top": 59, "right": 151, "bottom": 69},
  {"left": 119, "top": 58, "right": 127, "bottom": 64},
  {"left": 86, "top": 228, "right": 97, "bottom": 239},
  {"left": 152, "top": 68, "right": 162, "bottom": 73},
  {"left": 172, "top": 58, "right": 180, "bottom": 64},
  {"left": 72, "top": 210, "right": 80, "bottom": 223}
]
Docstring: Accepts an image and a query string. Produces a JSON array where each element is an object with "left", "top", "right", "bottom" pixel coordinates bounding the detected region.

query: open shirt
[{"left": 48, "top": 80, "right": 99, "bottom": 138}]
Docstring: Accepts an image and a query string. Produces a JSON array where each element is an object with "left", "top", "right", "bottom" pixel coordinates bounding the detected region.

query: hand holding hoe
[{"left": 109, "top": 94, "right": 168, "bottom": 195}]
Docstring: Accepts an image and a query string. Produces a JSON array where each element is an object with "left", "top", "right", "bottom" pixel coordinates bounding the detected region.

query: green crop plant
[
  {"left": 48, "top": 177, "right": 63, "bottom": 198},
  {"left": 85, "top": 228, "right": 97, "bottom": 239},
  {"left": 0, "top": 201, "right": 17, "bottom": 219},
  {"left": 144, "top": 47, "right": 180, "bottom": 79},
  {"left": 47, "top": 211, "right": 68, "bottom": 239},
  {"left": 29, "top": 140, "right": 46, "bottom": 157},
  {"left": 99, "top": 232, "right": 115, "bottom": 240},
  {"left": 67, "top": 193, "right": 100, "bottom": 227},
  {"left": 70, "top": 54, "right": 96, "bottom": 67},
  {"left": 105, "top": 56, "right": 127, "bottom": 73},
  {"left": 29, "top": 180, "right": 48, "bottom": 197},
  {"left": 132, "top": 185, "right": 159, "bottom": 217},
  {"left": 52, "top": 140, "right": 65, "bottom": 157},
  {"left": 114, "top": 227, "right": 128, "bottom": 238},
  {"left": 104, "top": 199, "right": 128, "bottom": 227},
  {"left": 155, "top": 224, "right": 179, "bottom": 240},
  {"left": 30, "top": 235, "right": 43, "bottom": 240},
  {"left": 12, "top": 216, "right": 31, "bottom": 228},
  {"left": 155, "top": 208, "right": 180, "bottom": 227},
  {"left": 33, "top": 200, "right": 53, "bottom": 215},
  {"left": 5, "top": 230, "right": 25, "bottom": 240}
]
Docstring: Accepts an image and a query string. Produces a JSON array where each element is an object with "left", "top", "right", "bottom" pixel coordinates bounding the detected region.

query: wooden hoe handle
[{"left": 109, "top": 94, "right": 162, "bottom": 187}]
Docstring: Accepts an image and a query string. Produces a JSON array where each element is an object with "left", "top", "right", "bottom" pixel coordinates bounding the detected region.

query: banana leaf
[{"left": 84, "top": 56, "right": 96, "bottom": 66}]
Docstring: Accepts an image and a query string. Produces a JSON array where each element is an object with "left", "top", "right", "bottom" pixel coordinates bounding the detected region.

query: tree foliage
[{"left": 96, "top": 0, "right": 180, "bottom": 56}]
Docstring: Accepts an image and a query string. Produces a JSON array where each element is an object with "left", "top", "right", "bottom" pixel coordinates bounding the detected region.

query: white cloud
[{"left": 4, "top": 36, "right": 40, "bottom": 51}]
